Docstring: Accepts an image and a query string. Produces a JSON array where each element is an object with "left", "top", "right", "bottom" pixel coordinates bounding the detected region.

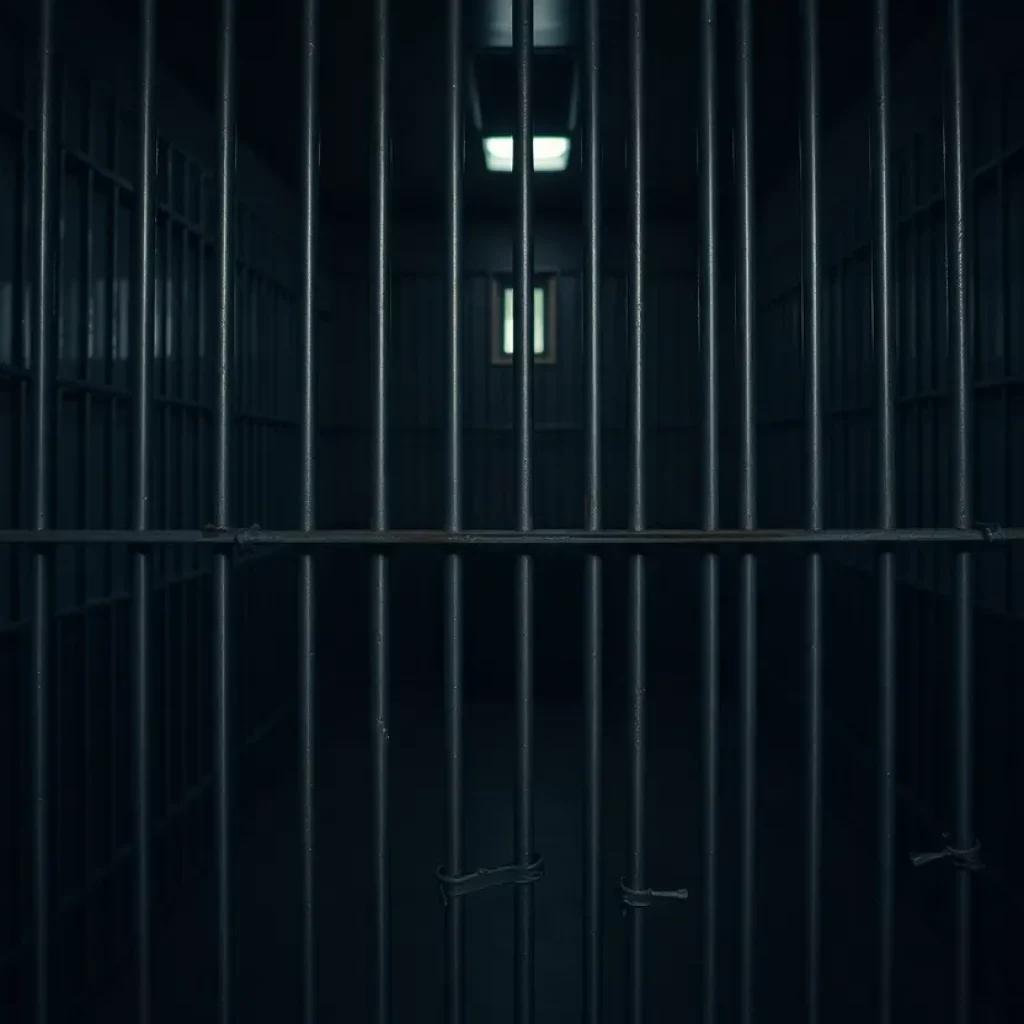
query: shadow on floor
[{"left": 92, "top": 673, "right": 1004, "bottom": 1024}]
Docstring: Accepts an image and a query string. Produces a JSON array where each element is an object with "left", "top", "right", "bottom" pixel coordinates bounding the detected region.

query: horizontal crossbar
[{"left": 0, "top": 525, "right": 1020, "bottom": 548}]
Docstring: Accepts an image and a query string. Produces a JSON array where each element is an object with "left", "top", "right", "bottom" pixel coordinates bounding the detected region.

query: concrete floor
[{"left": 92, "top": 675, "right": 1001, "bottom": 1024}]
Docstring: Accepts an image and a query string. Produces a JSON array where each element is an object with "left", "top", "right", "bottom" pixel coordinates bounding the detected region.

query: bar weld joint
[
  {"left": 910, "top": 835, "right": 983, "bottom": 871},
  {"left": 436, "top": 855, "right": 544, "bottom": 905},
  {"left": 202, "top": 523, "right": 263, "bottom": 549},
  {"left": 619, "top": 879, "right": 689, "bottom": 911},
  {"left": 972, "top": 521, "right": 1005, "bottom": 543}
]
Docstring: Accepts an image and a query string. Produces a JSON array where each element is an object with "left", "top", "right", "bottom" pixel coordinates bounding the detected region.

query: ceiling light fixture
[{"left": 482, "top": 135, "right": 571, "bottom": 173}]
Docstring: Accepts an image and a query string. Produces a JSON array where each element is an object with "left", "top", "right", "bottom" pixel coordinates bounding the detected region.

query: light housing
[{"left": 482, "top": 135, "right": 571, "bottom": 173}]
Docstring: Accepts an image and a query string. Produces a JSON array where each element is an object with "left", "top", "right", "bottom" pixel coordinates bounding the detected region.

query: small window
[{"left": 491, "top": 274, "right": 556, "bottom": 365}]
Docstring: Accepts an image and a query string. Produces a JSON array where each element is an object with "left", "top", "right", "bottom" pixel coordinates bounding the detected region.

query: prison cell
[{"left": 1, "top": 0, "right": 1022, "bottom": 1022}]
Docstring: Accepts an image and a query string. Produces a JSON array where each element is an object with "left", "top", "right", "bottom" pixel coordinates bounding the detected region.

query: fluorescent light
[{"left": 482, "top": 135, "right": 571, "bottom": 173}]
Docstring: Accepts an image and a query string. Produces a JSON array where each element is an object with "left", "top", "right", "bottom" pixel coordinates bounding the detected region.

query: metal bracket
[
  {"left": 619, "top": 879, "right": 689, "bottom": 912},
  {"left": 910, "top": 834, "right": 983, "bottom": 872},
  {"left": 437, "top": 856, "right": 544, "bottom": 906}
]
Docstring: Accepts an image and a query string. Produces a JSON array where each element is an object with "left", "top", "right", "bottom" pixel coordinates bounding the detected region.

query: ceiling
[{"left": 97, "top": 0, "right": 948, "bottom": 223}]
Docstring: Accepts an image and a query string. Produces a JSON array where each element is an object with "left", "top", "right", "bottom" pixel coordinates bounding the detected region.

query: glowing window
[
  {"left": 491, "top": 275, "right": 556, "bottom": 365},
  {"left": 502, "top": 285, "right": 546, "bottom": 356}
]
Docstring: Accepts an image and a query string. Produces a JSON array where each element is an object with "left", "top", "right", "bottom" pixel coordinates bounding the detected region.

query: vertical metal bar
[
  {"left": 177, "top": 172, "right": 189, "bottom": 884},
  {"left": 252, "top": 271, "right": 261, "bottom": 525},
  {"left": 254, "top": 274, "right": 265, "bottom": 527},
  {"left": 161, "top": 151, "right": 173, "bottom": 849},
  {"left": 107, "top": 108, "right": 121, "bottom": 881},
  {"left": 15, "top": 39, "right": 29, "bottom": 545},
  {"left": 238, "top": 257, "right": 247, "bottom": 523},
  {"left": 178, "top": 171, "right": 191, "bottom": 877},
  {"left": 627, "top": 0, "right": 645, "bottom": 1019},
  {"left": 513, "top": 0, "right": 535, "bottom": 1020},
  {"left": 698, "top": 2, "right": 720, "bottom": 1022},
  {"left": 82, "top": 80, "right": 98, "bottom": 990},
  {"left": 799, "top": 1, "right": 824, "bottom": 1021},
  {"left": 247, "top": 263, "right": 256, "bottom": 522},
  {"left": 133, "top": 2, "right": 157, "bottom": 1021},
  {"left": 246, "top": 262, "right": 254, "bottom": 520},
  {"left": 871, "top": 1, "right": 896, "bottom": 1021},
  {"left": 370, "top": 0, "right": 391, "bottom": 1018},
  {"left": 299, "top": 2, "right": 317, "bottom": 1024},
  {"left": 997, "top": 96, "right": 1012, "bottom": 814},
  {"left": 214, "top": 1, "right": 236, "bottom": 1020},
  {"left": 196, "top": 174, "right": 208, "bottom": 833},
  {"left": 443, "top": 0, "right": 465, "bottom": 1018},
  {"left": 735, "top": 0, "right": 757, "bottom": 1020},
  {"left": 943, "top": 1, "right": 973, "bottom": 1021},
  {"left": 230, "top": 223, "right": 240, "bottom": 525},
  {"left": 908, "top": 143, "right": 923, "bottom": 649},
  {"left": 299, "top": 1, "right": 319, "bottom": 1021},
  {"left": 259, "top": 279, "right": 269, "bottom": 527},
  {"left": 582, "top": 0, "right": 602, "bottom": 1018},
  {"left": 53, "top": 75, "right": 66, "bottom": 936},
  {"left": 31, "top": 1, "right": 56, "bottom": 1019}
]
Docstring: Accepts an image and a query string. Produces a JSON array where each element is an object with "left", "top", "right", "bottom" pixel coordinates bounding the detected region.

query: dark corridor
[{"left": 2, "top": 0, "right": 1023, "bottom": 1022}]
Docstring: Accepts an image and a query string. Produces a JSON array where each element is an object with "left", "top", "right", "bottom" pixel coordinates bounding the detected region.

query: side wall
[
  {"left": 754, "top": 3, "right": 1024, "bottom": 1008},
  {"left": 0, "top": 0, "right": 334, "bottom": 1016}
]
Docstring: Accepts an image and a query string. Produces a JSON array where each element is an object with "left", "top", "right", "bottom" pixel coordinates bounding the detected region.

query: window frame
[{"left": 489, "top": 272, "right": 558, "bottom": 366}]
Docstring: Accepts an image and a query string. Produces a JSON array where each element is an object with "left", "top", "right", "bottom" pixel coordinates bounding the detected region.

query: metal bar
[
  {"left": 214, "top": 1, "right": 236, "bottom": 1020},
  {"left": 31, "top": 0, "right": 56, "bottom": 1019},
  {"left": 107, "top": 104, "right": 121, "bottom": 890},
  {"left": 800, "top": 0, "right": 824, "bottom": 1021},
  {"left": 735, "top": 0, "right": 757, "bottom": 1019},
  {"left": 627, "top": 0, "right": 645, "bottom": 1019},
  {"left": 997, "top": 95, "right": 1014, "bottom": 893},
  {"left": 196, "top": 173, "right": 209, "bottom": 839},
  {"left": 698, "top": 2, "right": 720, "bottom": 1022},
  {"left": 443, "top": 0, "right": 465, "bottom": 1019},
  {"left": 11, "top": 73, "right": 29, "bottom": 615},
  {"left": 44, "top": 48, "right": 61, "bottom": 1015},
  {"left": 260, "top": 286, "right": 270, "bottom": 527},
  {"left": 513, "top": 0, "right": 535, "bottom": 1020},
  {"left": 176, "top": 173, "right": 189, "bottom": 890},
  {"left": 299, "top": 1, "right": 319, "bottom": 1020},
  {"left": 371, "top": 0, "right": 392, "bottom": 1017},
  {"left": 178, "top": 168, "right": 193, "bottom": 879},
  {"left": 871, "top": 1, "right": 896, "bottom": 1021},
  {"left": 582, "top": 0, "right": 602, "bottom": 1018},
  {"left": 52, "top": 41, "right": 66, "bottom": 1020},
  {"left": 160, "top": 149, "right": 174, "bottom": 896},
  {"left": 82, "top": 78, "right": 98, "bottom": 990},
  {"left": 230, "top": 225, "right": 240, "bottom": 522},
  {"left": 132, "top": 2, "right": 157, "bottom": 1021},
  {"left": 2, "top": 527, "right": 1022, "bottom": 548},
  {"left": 270, "top": 280, "right": 280, "bottom": 420},
  {"left": 256, "top": 277, "right": 267, "bottom": 526},
  {"left": 943, "top": 1, "right": 974, "bottom": 1021},
  {"left": 244, "top": 261, "right": 252, "bottom": 509}
]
